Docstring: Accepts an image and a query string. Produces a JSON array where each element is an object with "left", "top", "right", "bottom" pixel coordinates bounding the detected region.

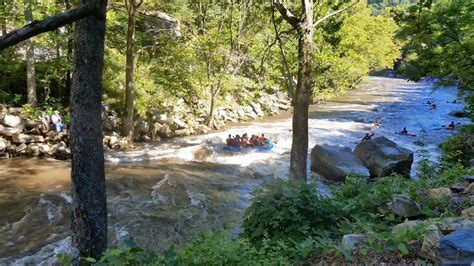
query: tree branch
[
  {"left": 313, "top": 0, "right": 360, "bottom": 28},
  {"left": 0, "top": 3, "right": 94, "bottom": 50},
  {"left": 273, "top": 0, "right": 300, "bottom": 28}
]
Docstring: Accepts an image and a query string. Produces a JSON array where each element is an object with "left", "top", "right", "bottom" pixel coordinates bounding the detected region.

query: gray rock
[
  {"left": 341, "top": 234, "right": 366, "bottom": 249},
  {"left": 421, "top": 225, "right": 443, "bottom": 262},
  {"left": 438, "top": 229, "right": 474, "bottom": 265},
  {"left": 250, "top": 102, "right": 264, "bottom": 117},
  {"left": 467, "top": 183, "right": 474, "bottom": 193},
  {"left": 27, "top": 143, "right": 41, "bottom": 156},
  {"left": 172, "top": 118, "right": 187, "bottom": 130},
  {"left": 0, "top": 137, "right": 6, "bottom": 151},
  {"left": 159, "top": 124, "right": 174, "bottom": 138},
  {"left": 387, "top": 194, "right": 421, "bottom": 218},
  {"left": 310, "top": 144, "right": 370, "bottom": 181},
  {"left": 0, "top": 124, "right": 22, "bottom": 137},
  {"left": 461, "top": 206, "right": 474, "bottom": 221},
  {"left": 392, "top": 220, "right": 428, "bottom": 234},
  {"left": 436, "top": 217, "right": 474, "bottom": 232},
  {"left": 7, "top": 107, "right": 22, "bottom": 114},
  {"left": 16, "top": 143, "right": 27, "bottom": 153},
  {"left": 54, "top": 142, "right": 71, "bottom": 160},
  {"left": 157, "top": 113, "right": 168, "bottom": 124},
  {"left": 174, "top": 128, "right": 192, "bottom": 137},
  {"left": 108, "top": 136, "right": 120, "bottom": 149},
  {"left": 450, "top": 183, "right": 467, "bottom": 193},
  {"left": 0, "top": 151, "right": 9, "bottom": 159},
  {"left": 469, "top": 159, "right": 474, "bottom": 167},
  {"left": 136, "top": 121, "right": 149, "bottom": 134},
  {"left": 354, "top": 136, "right": 413, "bottom": 178},
  {"left": 427, "top": 187, "right": 452, "bottom": 200},
  {"left": 2, "top": 114, "right": 24, "bottom": 127},
  {"left": 12, "top": 134, "right": 44, "bottom": 144},
  {"left": 150, "top": 123, "right": 163, "bottom": 140},
  {"left": 463, "top": 175, "right": 474, "bottom": 183}
]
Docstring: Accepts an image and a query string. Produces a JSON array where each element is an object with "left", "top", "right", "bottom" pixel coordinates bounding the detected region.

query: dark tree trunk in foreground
[
  {"left": 70, "top": 0, "right": 107, "bottom": 263},
  {"left": 24, "top": 0, "right": 37, "bottom": 106},
  {"left": 0, "top": 1, "right": 109, "bottom": 262},
  {"left": 122, "top": 0, "right": 140, "bottom": 145},
  {"left": 289, "top": 0, "right": 313, "bottom": 181}
]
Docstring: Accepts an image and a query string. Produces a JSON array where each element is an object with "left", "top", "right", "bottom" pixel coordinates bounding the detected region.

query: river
[{"left": 0, "top": 77, "right": 468, "bottom": 264}]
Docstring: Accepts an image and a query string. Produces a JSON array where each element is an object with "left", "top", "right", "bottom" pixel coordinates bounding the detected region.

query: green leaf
[{"left": 397, "top": 243, "right": 409, "bottom": 255}]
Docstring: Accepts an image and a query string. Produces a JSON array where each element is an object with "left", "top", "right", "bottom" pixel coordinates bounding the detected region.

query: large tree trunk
[
  {"left": 70, "top": 0, "right": 107, "bottom": 263},
  {"left": 206, "top": 86, "right": 217, "bottom": 127},
  {"left": 289, "top": 0, "right": 313, "bottom": 181},
  {"left": 24, "top": 0, "right": 37, "bottom": 106},
  {"left": 1, "top": 0, "right": 6, "bottom": 36},
  {"left": 122, "top": 0, "right": 138, "bottom": 145}
]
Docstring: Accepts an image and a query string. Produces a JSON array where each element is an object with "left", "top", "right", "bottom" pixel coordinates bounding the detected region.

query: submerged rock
[
  {"left": 310, "top": 144, "right": 369, "bottom": 181},
  {"left": 354, "top": 136, "right": 413, "bottom": 178},
  {"left": 438, "top": 228, "right": 474, "bottom": 265}
]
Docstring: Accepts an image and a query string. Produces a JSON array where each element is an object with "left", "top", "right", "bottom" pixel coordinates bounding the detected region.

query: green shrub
[
  {"left": 441, "top": 125, "right": 474, "bottom": 166},
  {"left": 242, "top": 179, "right": 340, "bottom": 246}
]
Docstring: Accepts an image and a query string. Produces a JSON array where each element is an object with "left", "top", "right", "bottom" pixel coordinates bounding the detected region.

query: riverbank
[
  {"left": 0, "top": 77, "right": 471, "bottom": 264},
  {"left": 0, "top": 90, "right": 291, "bottom": 159}
]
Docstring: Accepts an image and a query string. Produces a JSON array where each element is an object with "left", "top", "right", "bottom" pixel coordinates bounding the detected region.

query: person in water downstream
[{"left": 361, "top": 132, "right": 374, "bottom": 142}]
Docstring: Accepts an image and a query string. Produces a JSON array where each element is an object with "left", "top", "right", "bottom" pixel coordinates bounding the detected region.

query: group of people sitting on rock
[
  {"left": 226, "top": 133, "right": 269, "bottom": 147},
  {"left": 39, "top": 107, "right": 66, "bottom": 134}
]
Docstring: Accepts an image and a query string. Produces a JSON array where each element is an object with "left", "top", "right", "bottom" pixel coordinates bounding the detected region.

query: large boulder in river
[
  {"left": 354, "top": 136, "right": 413, "bottom": 178},
  {"left": 448, "top": 110, "right": 468, "bottom": 118},
  {"left": 310, "top": 144, "right": 370, "bottom": 181}
]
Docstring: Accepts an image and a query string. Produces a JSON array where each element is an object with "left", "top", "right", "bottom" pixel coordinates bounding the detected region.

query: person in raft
[
  {"left": 226, "top": 134, "right": 234, "bottom": 146},
  {"left": 447, "top": 121, "right": 455, "bottom": 129},
  {"left": 400, "top": 127, "right": 408, "bottom": 135}
]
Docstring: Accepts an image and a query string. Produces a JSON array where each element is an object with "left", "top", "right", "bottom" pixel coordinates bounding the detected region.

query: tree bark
[
  {"left": 289, "top": 0, "right": 313, "bottom": 181},
  {"left": 24, "top": 0, "right": 37, "bottom": 106},
  {"left": 122, "top": 0, "right": 138, "bottom": 144},
  {"left": 70, "top": 0, "right": 107, "bottom": 263},
  {"left": 1, "top": 0, "right": 6, "bottom": 36},
  {"left": 0, "top": 3, "right": 93, "bottom": 50}
]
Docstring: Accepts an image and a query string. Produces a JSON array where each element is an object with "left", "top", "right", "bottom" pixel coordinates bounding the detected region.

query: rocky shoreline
[{"left": 0, "top": 92, "right": 291, "bottom": 159}]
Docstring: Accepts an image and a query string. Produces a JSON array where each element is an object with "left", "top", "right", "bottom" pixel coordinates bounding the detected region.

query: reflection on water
[{"left": 0, "top": 77, "right": 468, "bottom": 264}]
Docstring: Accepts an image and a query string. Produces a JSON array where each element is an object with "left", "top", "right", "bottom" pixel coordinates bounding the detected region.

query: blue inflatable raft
[{"left": 223, "top": 140, "right": 274, "bottom": 151}]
